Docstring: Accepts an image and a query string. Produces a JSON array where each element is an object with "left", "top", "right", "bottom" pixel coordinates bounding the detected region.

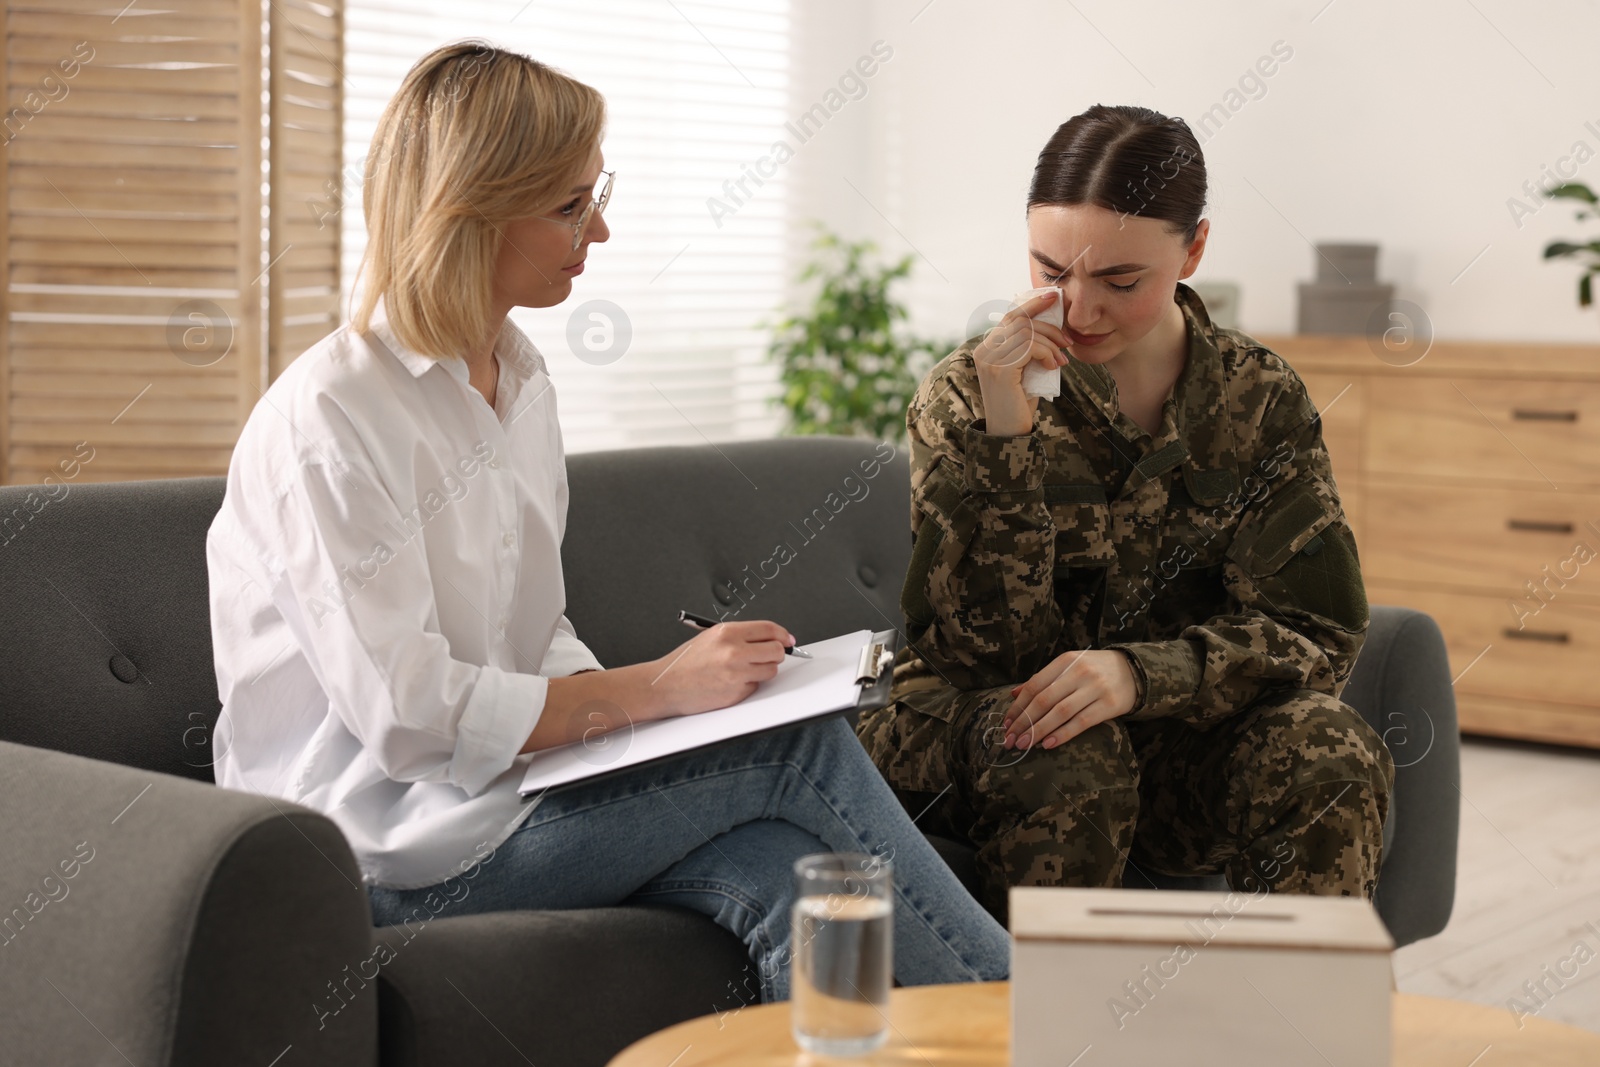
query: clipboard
[
  {"left": 851, "top": 627, "right": 899, "bottom": 715},
  {"left": 518, "top": 627, "right": 900, "bottom": 796}
]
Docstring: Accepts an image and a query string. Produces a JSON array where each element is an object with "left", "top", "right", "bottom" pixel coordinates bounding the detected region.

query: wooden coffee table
[{"left": 609, "top": 981, "right": 1600, "bottom": 1065}]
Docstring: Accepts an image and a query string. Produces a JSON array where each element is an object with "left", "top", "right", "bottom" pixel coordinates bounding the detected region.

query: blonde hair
[{"left": 350, "top": 40, "right": 606, "bottom": 360}]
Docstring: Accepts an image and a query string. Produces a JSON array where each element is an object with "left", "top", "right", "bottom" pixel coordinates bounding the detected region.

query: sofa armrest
[
  {"left": 0, "top": 740, "right": 376, "bottom": 1067},
  {"left": 1341, "top": 605, "right": 1461, "bottom": 947}
]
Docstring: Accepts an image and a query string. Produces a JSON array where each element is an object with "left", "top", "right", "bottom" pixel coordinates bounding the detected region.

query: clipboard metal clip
[{"left": 855, "top": 640, "right": 893, "bottom": 685}]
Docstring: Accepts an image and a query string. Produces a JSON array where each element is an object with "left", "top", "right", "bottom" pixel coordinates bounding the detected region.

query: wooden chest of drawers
[{"left": 1256, "top": 333, "right": 1600, "bottom": 748}]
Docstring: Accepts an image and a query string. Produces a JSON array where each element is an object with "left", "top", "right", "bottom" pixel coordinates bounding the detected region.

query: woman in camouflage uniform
[{"left": 855, "top": 104, "right": 1393, "bottom": 927}]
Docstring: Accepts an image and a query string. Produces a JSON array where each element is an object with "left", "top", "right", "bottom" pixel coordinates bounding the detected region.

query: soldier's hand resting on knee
[{"left": 1000, "top": 650, "right": 1139, "bottom": 750}]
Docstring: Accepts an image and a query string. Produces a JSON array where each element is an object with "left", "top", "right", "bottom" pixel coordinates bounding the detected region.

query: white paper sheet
[{"left": 518, "top": 628, "right": 875, "bottom": 794}]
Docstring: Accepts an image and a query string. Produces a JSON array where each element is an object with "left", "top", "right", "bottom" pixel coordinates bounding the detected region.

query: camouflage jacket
[{"left": 893, "top": 281, "right": 1368, "bottom": 730}]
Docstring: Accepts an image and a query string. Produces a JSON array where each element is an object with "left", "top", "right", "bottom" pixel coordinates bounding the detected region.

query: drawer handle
[
  {"left": 1502, "top": 627, "right": 1570, "bottom": 644},
  {"left": 1507, "top": 518, "right": 1576, "bottom": 534},
  {"left": 1510, "top": 408, "right": 1579, "bottom": 422}
]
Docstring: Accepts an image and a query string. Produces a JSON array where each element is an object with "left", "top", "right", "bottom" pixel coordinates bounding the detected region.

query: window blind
[{"left": 341, "top": 0, "right": 792, "bottom": 453}]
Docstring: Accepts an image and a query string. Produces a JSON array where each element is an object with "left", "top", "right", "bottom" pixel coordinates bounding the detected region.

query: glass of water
[{"left": 790, "top": 852, "right": 893, "bottom": 1056}]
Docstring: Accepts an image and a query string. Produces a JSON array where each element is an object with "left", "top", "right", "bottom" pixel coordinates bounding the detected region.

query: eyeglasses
[{"left": 542, "top": 169, "right": 614, "bottom": 252}]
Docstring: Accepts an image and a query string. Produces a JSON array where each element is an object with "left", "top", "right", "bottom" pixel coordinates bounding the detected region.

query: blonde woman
[{"left": 205, "top": 40, "right": 1008, "bottom": 1003}]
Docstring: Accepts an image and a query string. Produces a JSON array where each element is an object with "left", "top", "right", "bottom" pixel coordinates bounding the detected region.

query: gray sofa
[{"left": 0, "top": 435, "right": 1458, "bottom": 1067}]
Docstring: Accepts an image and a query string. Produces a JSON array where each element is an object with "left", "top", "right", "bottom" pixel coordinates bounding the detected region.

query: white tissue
[{"left": 1009, "top": 286, "right": 1063, "bottom": 398}]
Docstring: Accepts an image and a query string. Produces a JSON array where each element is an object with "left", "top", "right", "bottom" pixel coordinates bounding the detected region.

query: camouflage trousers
[{"left": 854, "top": 685, "right": 1394, "bottom": 928}]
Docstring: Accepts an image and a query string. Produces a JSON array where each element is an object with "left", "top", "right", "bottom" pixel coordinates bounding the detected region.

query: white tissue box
[{"left": 1010, "top": 886, "right": 1393, "bottom": 1067}]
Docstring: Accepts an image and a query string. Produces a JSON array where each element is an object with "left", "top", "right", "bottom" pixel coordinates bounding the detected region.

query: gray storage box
[
  {"left": 1297, "top": 280, "right": 1393, "bottom": 335},
  {"left": 1315, "top": 242, "right": 1380, "bottom": 284}
]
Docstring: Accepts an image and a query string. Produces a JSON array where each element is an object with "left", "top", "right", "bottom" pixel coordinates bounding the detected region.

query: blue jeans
[{"left": 367, "top": 716, "right": 1010, "bottom": 1002}]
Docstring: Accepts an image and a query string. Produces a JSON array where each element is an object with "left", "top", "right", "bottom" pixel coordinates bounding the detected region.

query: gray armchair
[{"left": 0, "top": 436, "right": 1458, "bottom": 1067}]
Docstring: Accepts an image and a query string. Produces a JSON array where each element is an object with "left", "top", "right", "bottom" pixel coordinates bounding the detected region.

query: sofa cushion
[
  {"left": 561, "top": 436, "right": 909, "bottom": 668},
  {"left": 376, "top": 905, "right": 754, "bottom": 1067},
  {"left": 0, "top": 476, "right": 227, "bottom": 782}
]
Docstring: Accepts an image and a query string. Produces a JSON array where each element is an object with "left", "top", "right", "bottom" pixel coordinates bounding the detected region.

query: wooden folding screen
[{"left": 0, "top": 0, "right": 343, "bottom": 485}]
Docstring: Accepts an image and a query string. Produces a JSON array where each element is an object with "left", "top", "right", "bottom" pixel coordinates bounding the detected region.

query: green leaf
[
  {"left": 765, "top": 222, "right": 955, "bottom": 442},
  {"left": 1547, "top": 182, "right": 1599, "bottom": 205}
]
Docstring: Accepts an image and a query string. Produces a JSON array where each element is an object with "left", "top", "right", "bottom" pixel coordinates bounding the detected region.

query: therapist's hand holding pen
[
  {"left": 652, "top": 611, "right": 809, "bottom": 712},
  {"left": 521, "top": 610, "right": 808, "bottom": 755},
  {"left": 678, "top": 610, "right": 812, "bottom": 658}
]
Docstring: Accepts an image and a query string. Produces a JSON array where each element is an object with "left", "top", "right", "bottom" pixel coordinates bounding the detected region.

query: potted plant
[
  {"left": 767, "top": 225, "right": 952, "bottom": 443},
  {"left": 1542, "top": 182, "right": 1600, "bottom": 308}
]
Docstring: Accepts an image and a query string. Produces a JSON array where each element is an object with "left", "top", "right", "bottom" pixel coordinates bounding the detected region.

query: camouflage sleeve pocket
[
  {"left": 901, "top": 464, "right": 980, "bottom": 633},
  {"left": 1225, "top": 478, "right": 1368, "bottom": 633},
  {"left": 901, "top": 518, "right": 946, "bottom": 631}
]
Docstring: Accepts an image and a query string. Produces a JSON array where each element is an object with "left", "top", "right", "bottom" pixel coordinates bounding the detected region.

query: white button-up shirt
[{"left": 207, "top": 298, "right": 601, "bottom": 889}]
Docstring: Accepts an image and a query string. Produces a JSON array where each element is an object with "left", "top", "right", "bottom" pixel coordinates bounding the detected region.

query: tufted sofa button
[
  {"left": 857, "top": 564, "right": 878, "bottom": 587},
  {"left": 109, "top": 654, "right": 139, "bottom": 683},
  {"left": 714, "top": 582, "right": 736, "bottom": 606}
]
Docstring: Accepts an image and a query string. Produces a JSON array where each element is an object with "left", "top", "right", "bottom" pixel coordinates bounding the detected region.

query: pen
[{"left": 678, "top": 609, "right": 813, "bottom": 658}]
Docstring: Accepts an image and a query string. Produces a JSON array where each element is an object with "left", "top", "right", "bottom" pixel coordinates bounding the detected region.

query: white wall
[{"left": 784, "top": 0, "right": 1600, "bottom": 345}]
